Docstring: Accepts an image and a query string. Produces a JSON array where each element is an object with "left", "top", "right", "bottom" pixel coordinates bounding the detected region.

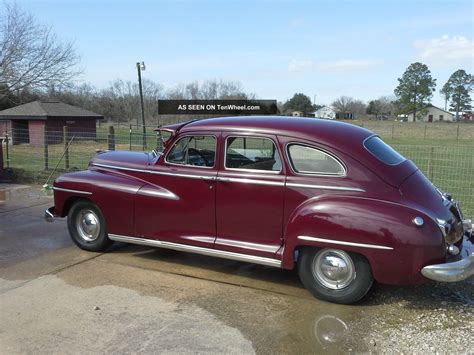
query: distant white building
[
  {"left": 401, "top": 104, "right": 454, "bottom": 122},
  {"left": 313, "top": 106, "right": 336, "bottom": 120}
]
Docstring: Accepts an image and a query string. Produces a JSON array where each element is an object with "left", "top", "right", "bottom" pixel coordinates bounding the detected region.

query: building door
[{"left": 428, "top": 115, "right": 433, "bottom": 122}]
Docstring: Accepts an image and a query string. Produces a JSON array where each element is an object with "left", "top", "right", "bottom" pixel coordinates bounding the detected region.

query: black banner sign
[{"left": 158, "top": 100, "right": 277, "bottom": 115}]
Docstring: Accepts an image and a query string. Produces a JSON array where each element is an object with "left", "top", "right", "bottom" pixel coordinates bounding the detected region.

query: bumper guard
[
  {"left": 421, "top": 236, "right": 474, "bottom": 282},
  {"left": 44, "top": 206, "right": 55, "bottom": 223}
]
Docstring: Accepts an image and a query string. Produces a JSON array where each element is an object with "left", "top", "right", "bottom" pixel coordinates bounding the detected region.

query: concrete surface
[{"left": 0, "top": 184, "right": 473, "bottom": 353}]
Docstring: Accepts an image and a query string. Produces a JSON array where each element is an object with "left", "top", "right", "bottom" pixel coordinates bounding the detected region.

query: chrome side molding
[
  {"left": 286, "top": 183, "right": 365, "bottom": 192},
  {"left": 298, "top": 235, "right": 393, "bottom": 250},
  {"left": 108, "top": 234, "right": 282, "bottom": 268},
  {"left": 53, "top": 187, "right": 92, "bottom": 195}
]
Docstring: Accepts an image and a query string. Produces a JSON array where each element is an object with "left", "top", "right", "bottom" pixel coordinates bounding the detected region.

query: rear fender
[{"left": 282, "top": 195, "right": 445, "bottom": 284}]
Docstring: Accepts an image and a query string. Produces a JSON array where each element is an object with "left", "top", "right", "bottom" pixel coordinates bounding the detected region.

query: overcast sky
[{"left": 19, "top": 0, "right": 474, "bottom": 107}]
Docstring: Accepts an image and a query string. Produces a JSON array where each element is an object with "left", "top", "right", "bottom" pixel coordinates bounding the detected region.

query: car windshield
[{"left": 363, "top": 136, "right": 406, "bottom": 165}]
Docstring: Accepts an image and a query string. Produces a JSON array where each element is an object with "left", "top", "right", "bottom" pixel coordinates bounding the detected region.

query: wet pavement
[{"left": 0, "top": 184, "right": 473, "bottom": 353}]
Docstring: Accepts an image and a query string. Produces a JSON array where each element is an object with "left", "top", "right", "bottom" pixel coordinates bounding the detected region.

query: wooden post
[
  {"left": 63, "top": 126, "right": 69, "bottom": 169},
  {"left": 423, "top": 124, "right": 427, "bottom": 139},
  {"left": 5, "top": 133, "right": 9, "bottom": 168},
  {"left": 391, "top": 122, "right": 395, "bottom": 139},
  {"left": 427, "top": 147, "right": 434, "bottom": 180},
  {"left": 108, "top": 126, "right": 115, "bottom": 151},
  {"left": 129, "top": 124, "right": 132, "bottom": 151},
  {"left": 456, "top": 123, "right": 460, "bottom": 140},
  {"left": 44, "top": 131, "right": 49, "bottom": 170}
]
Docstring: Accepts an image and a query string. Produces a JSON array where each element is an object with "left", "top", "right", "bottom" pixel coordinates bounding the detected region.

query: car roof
[{"left": 178, "top": 115, "right": 373, "bottom": 152}]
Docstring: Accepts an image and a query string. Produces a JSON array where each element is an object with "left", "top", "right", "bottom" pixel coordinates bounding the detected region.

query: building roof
[
  {"left": 0, "top": 101, "right": 103, "bottom": 120},
  {"left": 403, "top": 104, "right": 453, "bottom": 116}
]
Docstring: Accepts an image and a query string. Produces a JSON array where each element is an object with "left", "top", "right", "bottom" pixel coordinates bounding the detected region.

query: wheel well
[
  {"left": 292, "top": 245, "right": 372, "bottom": 267},
  {"left": 61, "top": 196, "right": 93, "bottom": 217}
]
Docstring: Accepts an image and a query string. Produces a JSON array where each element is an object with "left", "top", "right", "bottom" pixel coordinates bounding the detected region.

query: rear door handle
[{"left": 217, "top": 177, "right": 232, "bottom": 183}]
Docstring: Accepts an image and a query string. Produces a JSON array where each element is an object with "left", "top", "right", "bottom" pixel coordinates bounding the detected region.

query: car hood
[{"left": 90, "top": 150, "right": 150, "bottom": 171}]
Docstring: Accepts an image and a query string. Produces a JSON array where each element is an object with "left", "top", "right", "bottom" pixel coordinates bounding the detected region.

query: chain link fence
[{"left": 1, "top": 121, "right": 473, "bottom": 217}]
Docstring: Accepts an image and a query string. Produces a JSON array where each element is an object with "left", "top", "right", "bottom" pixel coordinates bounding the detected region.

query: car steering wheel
[{"left": 188, "top": 148, "right": 210, "bottom": 166}]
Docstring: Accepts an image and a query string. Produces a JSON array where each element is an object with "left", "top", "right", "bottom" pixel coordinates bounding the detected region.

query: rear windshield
[{"left": 363, "top": 136, "right": 406, "bottom": 165}]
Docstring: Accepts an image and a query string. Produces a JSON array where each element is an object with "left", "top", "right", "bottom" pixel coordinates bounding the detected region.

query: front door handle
[{"left": 217, "top": 177, "right": 232, "bottom": 183}]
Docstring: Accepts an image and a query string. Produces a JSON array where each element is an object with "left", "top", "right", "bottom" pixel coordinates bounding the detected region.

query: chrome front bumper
[
  {"left": 421, "top": 236, "right": 474, "bottom": 282},
  {"left": 44, "top": 207, "right": 55, "bottom": 222}
]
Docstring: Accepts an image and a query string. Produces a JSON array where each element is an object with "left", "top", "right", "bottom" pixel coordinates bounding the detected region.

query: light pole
[{"left": 136, "top": 61, "right": 146, "bottom": 150}]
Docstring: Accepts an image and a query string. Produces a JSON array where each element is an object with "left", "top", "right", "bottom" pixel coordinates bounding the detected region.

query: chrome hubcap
[
  {"left": 312, "top": 249, "right": 355, "bottom": 290},
  {"left": 76, "top": 209, "right": 100, "bottom": 242}
]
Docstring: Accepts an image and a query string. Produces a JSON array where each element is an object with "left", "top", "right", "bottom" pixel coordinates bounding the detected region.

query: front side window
[
  {"left": 287, "top": 144, "right": 345, "bottom": 175},
  {"left": 166, "top": 135, "right": 216, "bottom": 167},
  {"left": 363, "top": 136, "right": 405, "bottom": 165},
  {"left": 225, "top": 137, "right": 281, "bottom": 172}
]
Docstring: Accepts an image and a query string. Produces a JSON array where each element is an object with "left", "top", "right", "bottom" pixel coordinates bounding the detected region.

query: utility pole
[{"left": 136, "top": 61, "right": 146, "bottom": 150}]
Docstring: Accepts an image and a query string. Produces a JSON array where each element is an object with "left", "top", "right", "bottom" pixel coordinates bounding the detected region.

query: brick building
[{"left": 0, "top": 101, "right": 103, "bottom": 146}]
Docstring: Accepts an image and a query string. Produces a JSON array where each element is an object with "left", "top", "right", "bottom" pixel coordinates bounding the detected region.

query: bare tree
[
  {"left": 167, "top": 80, "right": 250, "bottom": 100},
  {"left": 367, "top": 96, "right": 395, "bottom": 116},
  {"left": 0, "top": 2, "right": 81, "bottom": 99},
  {"left": 331, "top": 96, "right": 366, "bottom": 114}
]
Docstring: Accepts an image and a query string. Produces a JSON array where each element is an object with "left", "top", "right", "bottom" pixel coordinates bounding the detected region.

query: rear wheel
[
  {"left": 67, "top": 201, "right": 112, "bottom": 252},
  {"left": 298, "top": 248, "right": 373, "bottom": 304}
]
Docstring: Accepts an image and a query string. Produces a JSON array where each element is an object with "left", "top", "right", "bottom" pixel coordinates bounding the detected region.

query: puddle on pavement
[{"left": 54, "top": 258, "right": 373, "bottom": 353}]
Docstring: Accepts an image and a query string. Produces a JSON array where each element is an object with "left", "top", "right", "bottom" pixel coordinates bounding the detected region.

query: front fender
[
  {"left": 54, "top": 169, "right": 144, "bottom": 236},
  {"left": 282, "top": 195, "right": 445, "bottom": 285}
]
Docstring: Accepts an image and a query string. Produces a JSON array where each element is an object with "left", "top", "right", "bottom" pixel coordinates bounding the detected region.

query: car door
[
  {"left": 134, "top": 133, "right": 218, "bottom": 248},
  {"left": 215, "top": 133, "right": 285, "bottom": 258}
]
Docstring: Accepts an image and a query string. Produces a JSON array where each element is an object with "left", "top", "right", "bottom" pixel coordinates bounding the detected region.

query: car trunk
[{"left": 399, "top": 170, "right": 464, "bottom": 244}]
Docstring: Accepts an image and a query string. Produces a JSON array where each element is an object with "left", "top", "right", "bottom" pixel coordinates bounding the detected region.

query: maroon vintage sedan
[{"left": 45, "top": 116, "right": 473, "bottom": 304}]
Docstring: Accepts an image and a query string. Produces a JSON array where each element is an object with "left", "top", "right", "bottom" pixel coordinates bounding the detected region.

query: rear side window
[
  {"left": 363, "top": 136, "right": 405, "bottom": 165},
  {"left": 287, "top": 144, "right": 345, "bottom": 175},
  {"left": 225, "top": 137, "right": 281, "bottom": 172}
]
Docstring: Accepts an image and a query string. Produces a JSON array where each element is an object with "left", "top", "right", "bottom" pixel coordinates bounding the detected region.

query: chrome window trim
[
  {"left": 286, "top": 183, "right": 365, "bottom": 192},
  {"left": 217, "top": 176, "right": 284, "bottom": 187},
  {"left": 164, "top": 134, "right": 217, "bottom": 169},
  {"left": 108, "top": 234, "right": 282, "bottom": 268},
  {"left": 91, "top": 162, "right": 215, "bottom": 181},
  {"left": 285, "top": 142, "right": 347, "bottom": 177},
  {"left": 298, "top": 236, "right": 393, "bottom": 250},
  {"left": 224, "top": 135, "right": 283, "bottom": 174},
  {"left": 53, "top": 187, "right": 92, "bottom": 195}
]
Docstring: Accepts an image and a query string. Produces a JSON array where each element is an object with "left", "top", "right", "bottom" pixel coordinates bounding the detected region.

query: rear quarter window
[
  {"left": 287, "top": 144, "right": 345, "bottom": 175},
  {"left": 363, "top": 136, "right": 406, "bottom": 165}
]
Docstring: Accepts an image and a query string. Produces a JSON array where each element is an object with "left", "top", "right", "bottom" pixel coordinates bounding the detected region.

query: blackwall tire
[
  {"left": 298, "top": 248, "right": 373, "bottom": 304},
  {"left": 67, "top": 200, "right": 112, "bottom": 252}
]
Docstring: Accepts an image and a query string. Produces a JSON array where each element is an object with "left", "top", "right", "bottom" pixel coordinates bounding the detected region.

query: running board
[{"left": 108, "top": 234, "right": 282, "bottom": 268}]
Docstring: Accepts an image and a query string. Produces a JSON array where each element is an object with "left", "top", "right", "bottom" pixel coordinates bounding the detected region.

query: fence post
[
  {"left": 5, "top": 133, "right": 9, "bottom": 168},
  {"left": 63, "top": 126, "right": 70, "bottom": 169},
  {"left": 456, "top": 123, "right": 460, "bottom": 140},
  {"left": 427, "top": 147, "right": 434, "bottom": 180},
  {"left": 129, "top": 124, "right": 132, "bottom": 151},
  {"left": 423, "top": 124, "right": 427, "bottom": 139},
  {"left": 108, "top": 126, "right": 115, "bottom": 151},
  {"left": 44, "top": 131, "right": 49, "bottom": 170},
  {"left": 391, "top": 122, "right": 395, "bottom": 139}
]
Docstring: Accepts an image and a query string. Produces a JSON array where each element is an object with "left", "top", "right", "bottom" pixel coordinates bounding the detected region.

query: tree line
[{"left": 283, "top": 65, "right": 472, "bottom": 120}]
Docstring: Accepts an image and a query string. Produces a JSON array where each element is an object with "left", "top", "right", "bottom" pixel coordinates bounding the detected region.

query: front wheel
[
  {"left": 298, "top": 248, "right": 373, "bottom": 304},
  {"left": 67, "top": 200, "right": 113, "bottom": 252}
]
